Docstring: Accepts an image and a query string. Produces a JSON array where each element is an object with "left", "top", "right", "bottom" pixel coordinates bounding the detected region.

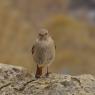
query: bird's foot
[
  {"left": 35, "top": 74, "right": 42, "bottom": 79},
  {"left": 45, "top": 72, "right": 52, "bottom": 78}
]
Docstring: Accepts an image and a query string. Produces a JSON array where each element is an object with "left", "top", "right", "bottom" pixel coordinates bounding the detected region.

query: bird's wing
[{"left": 32, "top": 44, "right": 35, "bottom": 54}]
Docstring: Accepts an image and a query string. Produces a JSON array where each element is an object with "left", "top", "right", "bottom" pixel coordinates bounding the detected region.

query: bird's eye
[
  {"left": 45, "top": 33, "right": 48, "bottom": 35},
  {"left": 39, "top": 34, "right": 43, "bottom": 36}
]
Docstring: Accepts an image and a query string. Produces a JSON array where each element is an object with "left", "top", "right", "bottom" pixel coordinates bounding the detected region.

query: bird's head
[{"left": 38, "top": 29, "right": 49, "bottom": 40}]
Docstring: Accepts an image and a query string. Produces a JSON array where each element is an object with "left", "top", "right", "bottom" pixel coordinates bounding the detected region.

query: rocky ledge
[{"left": 0, "top": 63, "right": 95, "bottom": 95}]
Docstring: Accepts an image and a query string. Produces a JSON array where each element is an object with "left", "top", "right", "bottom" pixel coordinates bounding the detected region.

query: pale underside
[{"left": 32, "top": 37, "right": 55, "bottom": 67}]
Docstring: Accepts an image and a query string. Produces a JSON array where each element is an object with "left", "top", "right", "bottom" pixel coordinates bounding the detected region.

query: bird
[{"left": 32, "top": 29, "right": 56, "bottom": 78}]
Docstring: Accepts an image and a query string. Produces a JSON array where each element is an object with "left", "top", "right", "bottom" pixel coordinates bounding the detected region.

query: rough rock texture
[{"left": 0, "top": 63, "right": 95, "bottom": 95}]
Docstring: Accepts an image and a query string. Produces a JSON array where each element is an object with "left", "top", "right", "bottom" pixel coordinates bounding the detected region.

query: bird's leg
[
  {"left": 35, "top": 64, "right": 42, "bottom": 78},
  {"left": 45, "top": 66, "right": 51, "bottom": 77}
]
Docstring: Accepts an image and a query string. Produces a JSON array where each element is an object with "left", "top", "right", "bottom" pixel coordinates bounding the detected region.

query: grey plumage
[
  {"left": 32, "top": 29, "right": 55, "bottom": 78},
  {"left": 32, "top": 31, "right": 55, "bottom": 67}
]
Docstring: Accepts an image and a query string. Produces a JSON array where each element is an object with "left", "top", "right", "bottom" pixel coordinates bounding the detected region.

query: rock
[{"left": 0, "top": 63, "right": 95, "bottom": 95}]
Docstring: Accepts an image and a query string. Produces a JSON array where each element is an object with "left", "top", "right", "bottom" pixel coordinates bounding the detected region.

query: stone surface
[{"left": 0, "top": 63, "right": 95, "bottom": 95}]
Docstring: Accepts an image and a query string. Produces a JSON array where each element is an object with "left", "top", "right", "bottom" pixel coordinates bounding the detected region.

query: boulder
[{"left": 0, "top": 63, "right": 95, "bottom": 95}]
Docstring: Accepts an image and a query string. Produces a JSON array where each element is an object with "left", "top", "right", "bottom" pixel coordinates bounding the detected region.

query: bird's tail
[{"left": 35, "top": 65, "right": 42, "bottom": 78}]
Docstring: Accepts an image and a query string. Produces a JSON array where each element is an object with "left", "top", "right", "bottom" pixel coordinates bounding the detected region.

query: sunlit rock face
[{"left": 0, "top": 63, "right": 95, "bottom": 95}]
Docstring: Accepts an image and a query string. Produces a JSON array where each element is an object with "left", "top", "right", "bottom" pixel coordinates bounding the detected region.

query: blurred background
[{"left": 0, "top": 0, "right": 95, "bottom": 75}]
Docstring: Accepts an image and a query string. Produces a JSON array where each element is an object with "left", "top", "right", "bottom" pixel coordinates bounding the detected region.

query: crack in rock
[{"left": 0, "top": 83, "right": 11, "bottom": 90}]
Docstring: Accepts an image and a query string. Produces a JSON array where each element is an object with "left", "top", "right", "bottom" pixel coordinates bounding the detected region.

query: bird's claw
[
  {"left": 45, "top": 72, "right": 52, "bottom": 77},
  {"left": 35, "top": 74, "right": 42, "bottom": 79}
]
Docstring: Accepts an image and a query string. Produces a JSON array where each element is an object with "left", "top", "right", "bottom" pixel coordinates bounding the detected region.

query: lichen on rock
[{"left": 0, "top": 63, "right": 95, "bottom": 95}]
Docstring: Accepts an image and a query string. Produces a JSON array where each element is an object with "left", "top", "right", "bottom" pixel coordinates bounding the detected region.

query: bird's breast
[{"left": 33, "top": 41, "right": 55, "bottom": 65}]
